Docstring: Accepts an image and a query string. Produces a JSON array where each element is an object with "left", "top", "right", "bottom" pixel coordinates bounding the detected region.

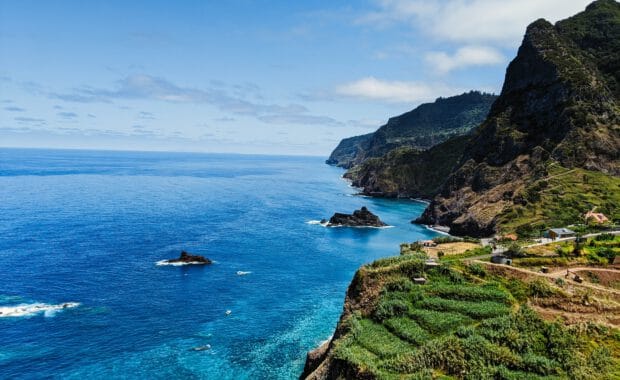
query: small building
[
  {"left": 421, "top": 240, "right": 437, "bottom": 247},
  {"left": 491, "top": 255, "right": 512, "bottom": 265},
  {"left": 424, "top": 259, "right": 441, "bottom": 268},
  {"left": 545, "top": 228, "right": 576, "bottom": 240},
  {"left": 413, "top": 277, "right": 427, "bottom": 285},
  {"left": 584, "top": 211, "right": 609, "bottom": 224}
]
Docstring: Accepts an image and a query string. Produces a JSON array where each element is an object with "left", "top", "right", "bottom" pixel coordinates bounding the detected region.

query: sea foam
[
  {"left": 0, "top": 302, "right": 80, "bottom": 318},
  {"left": 156, "top": 260, "right": 207, "bottom": 266}
]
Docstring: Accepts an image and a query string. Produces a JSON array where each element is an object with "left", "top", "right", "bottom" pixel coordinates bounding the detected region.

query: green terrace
[{"left": 330, "top": 254, "right": 620, "bottom": 379}]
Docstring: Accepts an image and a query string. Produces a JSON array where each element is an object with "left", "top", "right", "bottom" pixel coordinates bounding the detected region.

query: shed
[
  {"left": 491, "top": 255, "right": 512, "bottom": 265},
  {"left": 545, "top": 228, "right": 576, "bottom": 240},
  {"left": 424, "top": 259, "right": 441, "bottom": 268},
  {"left": 421, "top": 240, "right": 437, "bottom": 247},
  {"left": 413, "top": 277, "right": 427, "bottom": 285}
]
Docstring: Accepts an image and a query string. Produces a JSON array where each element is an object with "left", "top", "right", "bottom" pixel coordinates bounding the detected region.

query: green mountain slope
[{"left": 326, "top": 92, "right": 497, "bottom": 169}]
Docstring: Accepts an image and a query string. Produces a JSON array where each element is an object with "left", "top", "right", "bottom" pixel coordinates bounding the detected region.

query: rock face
[
  {"left": 327, "top": 207, "right": 387, "bottom": 227},
  {"left": 326, "top": 92, "right": 497, "bottom": 169},
  {"left": 166, "top": 251, "right": 212, "bottom": 265}
]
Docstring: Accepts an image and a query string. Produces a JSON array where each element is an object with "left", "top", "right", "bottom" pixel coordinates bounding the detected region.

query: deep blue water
[{"left": 0, "top": 148, "right": 436, "bottom": 379}]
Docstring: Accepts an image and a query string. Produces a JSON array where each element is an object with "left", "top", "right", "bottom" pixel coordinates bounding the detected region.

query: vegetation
[
  {"left": 499, "top": 164, "right": 620, "bottom": 237},
  {"left": 514, "top": 234, "right": 619, "bottom": 267},
  {"left": 327, "top": 91, "right": 497, "bottom": 169},
  {"left": 346, "top": 135, "right": 472, "bottom": 199},
  {"left": 330, "top": 256, "right": 620, "bottom": 379}
]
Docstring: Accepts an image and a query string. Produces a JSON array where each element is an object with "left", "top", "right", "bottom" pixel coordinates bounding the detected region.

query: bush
[
  {"left": 467, "top": 263, "right": 487, "bottom": 277},
  {"left": 432, "top": 236, "right": 462, "bottom": 244},
  {"left": 383, "top": 277, "right": 414, "bottom": 293},
  {"left": 594, "top": 233, "right": 615, "bottom": 241},
  {"left": 528, "top": 279, "right": 554, "bottom": 298},
  {"left": 505, "top": 243, "right": 525, "bottom": 258}
]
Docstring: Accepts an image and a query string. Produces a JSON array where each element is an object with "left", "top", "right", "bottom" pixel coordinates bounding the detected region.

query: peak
[
  {"left": 526, "top": 18, "right": 554, "bottom": 33},
  {"left": 585, "top": 0, "right": 620, "bottom": 12}
]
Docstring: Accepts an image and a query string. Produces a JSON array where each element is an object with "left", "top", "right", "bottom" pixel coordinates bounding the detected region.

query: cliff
[
  {"left": 326, "top": 92, "right": 497, "bottom": 169},
  {"left": 344, "top": 135, "right": 469, "bottom": 199},
  {"left": 414, "top": 0, "right": 620, "bottom": 236}
]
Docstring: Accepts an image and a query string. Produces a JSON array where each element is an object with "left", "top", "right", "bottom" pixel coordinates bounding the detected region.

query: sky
[{"left": 0, "top": 0, "right": 593, "bottom": 156}]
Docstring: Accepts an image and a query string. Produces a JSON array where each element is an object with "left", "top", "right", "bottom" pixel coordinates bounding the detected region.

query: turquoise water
[{"left": 0, "top": 148, "right": 437, "bottom": 379}]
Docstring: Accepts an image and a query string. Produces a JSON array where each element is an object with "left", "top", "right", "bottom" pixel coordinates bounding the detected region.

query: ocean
[{"left": 0, "top": 148, "right": 437, "bottom": 379}]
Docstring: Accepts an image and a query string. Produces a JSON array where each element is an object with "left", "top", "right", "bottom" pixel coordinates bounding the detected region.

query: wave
[
  {"left": 306, "top": 220, "right": 328, "bottom": 226},
  {"left": 0, "top": 302, "right": 80, "bottom": 318},
  {"left": 424, "top": 225, "right": 451, "bottom": 235},
  {"left": 307, "top": 220, "right": 393, "bottom": 229},
  {"left": 236, "top": 271, "right": 251, "bottom": 276},
  {"left": 328, "top": 224, "right": 394, "bottom": 229},
  {"left": 156, "top": 260, "right": 209, "bottom": 266}
]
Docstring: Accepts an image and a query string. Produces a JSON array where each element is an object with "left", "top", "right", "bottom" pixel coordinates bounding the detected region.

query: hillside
[
  {"left": 302, "top": 253, "right": 620, "bottom": 379},
  {"left": 415, "top": 0, "right": 620, "bottom": 237},
  {"left": 326, "top": 92, "right": 497, "bottom": 168}
]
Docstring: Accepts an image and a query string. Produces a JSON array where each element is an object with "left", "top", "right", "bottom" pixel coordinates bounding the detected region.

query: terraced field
[{"left": 329, "top": 255, "right": 620, "bottom": 379}]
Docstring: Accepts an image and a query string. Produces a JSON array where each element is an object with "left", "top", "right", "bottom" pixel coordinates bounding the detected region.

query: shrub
[
  {"left": 467, "top": 263, "right": 487, "bottom": 277},
  {"left": 383, "top": 277, "right": 414, "bottom": 293},
  {"left": 505, "top": 243, "right": 525, "bottom": 258},
  {"left": 528, "top": 279, "right": 554, "bottom": 298},
  {"left": 594, "top": 233, "right": 615, "bottom": 241},
  {"left": 432, "top": 236, "right": 462, "bottom": 244}
]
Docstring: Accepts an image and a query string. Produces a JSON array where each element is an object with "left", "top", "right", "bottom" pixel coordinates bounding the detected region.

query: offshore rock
[{"left": 327, "top": 207, "right": 387, "bottom": 227}]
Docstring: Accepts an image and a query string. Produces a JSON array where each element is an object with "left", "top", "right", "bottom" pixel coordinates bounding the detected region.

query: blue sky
[{"left": 0, "top": 0, "right": 592, "bottom": 155}]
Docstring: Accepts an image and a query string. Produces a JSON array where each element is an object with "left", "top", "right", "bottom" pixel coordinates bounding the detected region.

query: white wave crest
[
  {"left": 0, "top": 302, "right": 80, "bottom": 318},
  {"left": 306, "top": 220, "right": 329, "bottom": 227},
  {"left": 156, "top": 260, "right": 207, "bottom": 266}
]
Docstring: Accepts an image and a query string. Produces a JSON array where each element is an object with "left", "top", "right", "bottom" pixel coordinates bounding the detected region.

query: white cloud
[
  {"left": 360, "top": 0, "right": 591, "bottom": 45},
  {"left": 335, "top": 77, "right": 459, "bottom": 103},
  {"left": 425, "top": 45, "right": 505, "bottom": 73}
]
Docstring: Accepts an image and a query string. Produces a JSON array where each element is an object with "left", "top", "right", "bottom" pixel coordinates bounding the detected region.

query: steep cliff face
[
  {"left": 326, "top": 92, "right": 496, "bottom": 168},
  {"left": 417, "top": 0, "right": 620, "bottom": 236},
  {"left": 325, "top": 133, "right": 373, "bottom": 167},
  {"left": 344, "top": 135, "right": 469, "bottom": 199}
]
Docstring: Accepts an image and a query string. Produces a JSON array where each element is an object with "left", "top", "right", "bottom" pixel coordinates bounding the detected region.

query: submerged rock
[
  {"left": 327, "top": 207, "right": 387, "bottom": 227},
  {"left": 165, "top": 251, "right": 212, "bottom": 265}
]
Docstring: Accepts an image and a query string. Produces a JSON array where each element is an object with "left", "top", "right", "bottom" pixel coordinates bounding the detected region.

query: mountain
[
  {"left": 344, "top": 135, "right": 469, "bottom": 199},
  {"left": 412, "top": 0, "right": 620, "bottom": 237},
  {"left": 326, "top": 91, "right": 497, "bottom": 168}
]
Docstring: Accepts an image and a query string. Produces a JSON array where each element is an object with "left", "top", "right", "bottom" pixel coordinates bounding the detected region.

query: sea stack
[
  {"left": 327, "top": 207, "right": 387, "bottom": 227},
  {"left": 164, "top": 251, "right": 212, "bottom": 265}
]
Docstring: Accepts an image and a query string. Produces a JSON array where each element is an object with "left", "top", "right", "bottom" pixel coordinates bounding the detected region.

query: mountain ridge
[{"left": 326, "top": 91, "right": 497, "bottom": 169}]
